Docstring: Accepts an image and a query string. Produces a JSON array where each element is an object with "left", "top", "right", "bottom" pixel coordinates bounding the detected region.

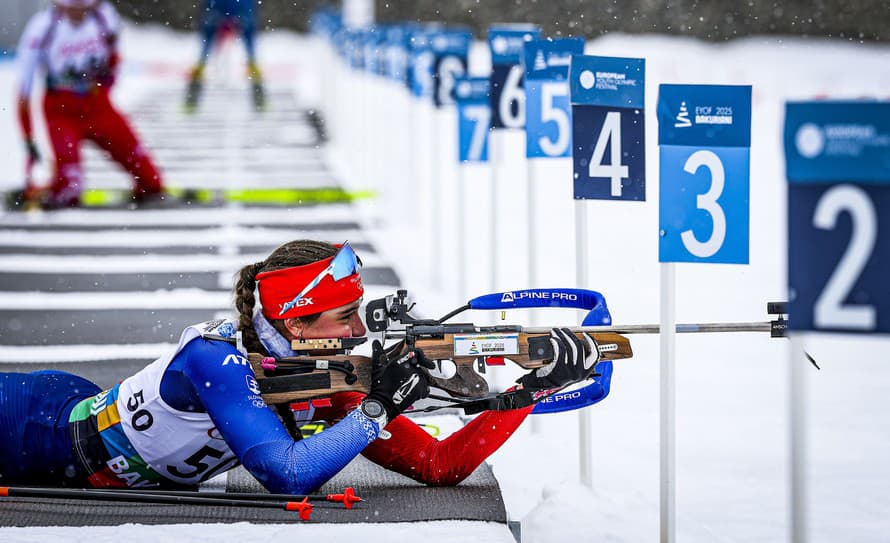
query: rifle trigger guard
[{"left": 427, "top": 363, "right": 489, "bottom": 399}]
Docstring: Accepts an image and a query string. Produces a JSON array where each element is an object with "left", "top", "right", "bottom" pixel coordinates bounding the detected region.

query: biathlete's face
[{"left": 290, "top": 298, "right": 366, "bottom": 340}]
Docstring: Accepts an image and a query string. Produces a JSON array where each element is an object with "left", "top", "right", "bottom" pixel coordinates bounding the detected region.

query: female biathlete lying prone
[{"left": 0, "top": 240, "right": 602, "bottom": 493}]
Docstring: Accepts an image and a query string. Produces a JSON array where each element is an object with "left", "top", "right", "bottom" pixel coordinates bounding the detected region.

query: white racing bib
[{"left": 113, "top": 319, "right": 241, "bottom": 486}]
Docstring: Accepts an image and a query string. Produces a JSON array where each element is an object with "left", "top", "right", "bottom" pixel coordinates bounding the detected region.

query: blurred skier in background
[
  {"left": 15, "top": 0, "right": 167, "bottom": 210},
  {"left": 184, "top": 0, "right": 266, "bottom": 112}
]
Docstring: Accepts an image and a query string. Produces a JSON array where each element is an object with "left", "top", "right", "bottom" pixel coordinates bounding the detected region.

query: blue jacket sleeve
[{"left": 178, "top": 338, "right": 379, "bottom": 494}]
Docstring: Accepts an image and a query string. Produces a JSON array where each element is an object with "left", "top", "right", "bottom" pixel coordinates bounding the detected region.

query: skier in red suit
[{"left": 15, "top": 0, "right": 165, "bottom": 209}]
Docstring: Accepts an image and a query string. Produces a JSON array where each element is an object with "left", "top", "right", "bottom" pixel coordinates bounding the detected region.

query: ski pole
[
  {"left": 0, "top": 486, "right": 316, "bottom": 521},
  {"left": 86, "top": 486, "right": 362, "bottom": 509}
]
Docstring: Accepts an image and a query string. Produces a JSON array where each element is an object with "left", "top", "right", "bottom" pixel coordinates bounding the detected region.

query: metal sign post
[
  {"left": 522, "top": 37, "right": 585, "bottom": 320},
  {"left": 487, "top": 24, "right": 542, "bottom": 292},
  {"left": 785, "top": 101, "right": 890, "bottom": 543},
  {"left": 657, "top": 84, "right": 753, "bottom": 543},
  {"left": 570, "top": 54, "right": 646, "bottom": 488},
  {"left": 455, "top": 77, "right": 492, "bottom": 301}
]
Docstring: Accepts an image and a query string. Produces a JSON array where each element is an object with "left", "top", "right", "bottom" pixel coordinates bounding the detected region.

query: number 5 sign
[
  {"left": 570, "top": 55, "right": 646, "bottom": 201},
  {"left": 657, "top": 85, "right": 752, "bottom": 263},
  {"left": 523, "top": 37, "right": 585, "bottom": 158},
  {"left": 785, "top": 102, "right": 890, "bottom": 333}
]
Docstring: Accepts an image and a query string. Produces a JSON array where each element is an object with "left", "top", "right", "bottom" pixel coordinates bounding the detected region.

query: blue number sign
[
  {"left": 488, "top": 24, "right": 542, "bottom": 129},
  {"left": 408, "top": 30, "right": 434, "bottom": 99},
  {"left": 309, "top": 8, "right": 341, "bottom": 40},
  {"left": 430, "top": 29, "right": 472, "bottom": 107},
  {"left": 383, "top": 25, "right": 411, "bottom": 83},
  {"left": 786, "top": 102, "right": 890, "bottom": 333},
  {"left": 570, "top": 55, "right": 646, "bottom": 201},
  {"left": 362, "top": 26, "right": 386, "bottom": 75},
  {"left": 657, "top": 85, "right": 752, "bottom": 263},
  {"left": 455, "top": 77, "right": 491, "bottom": 162},
  {"left": 523, "top": 37, "right": 585, "bottom": 158}
]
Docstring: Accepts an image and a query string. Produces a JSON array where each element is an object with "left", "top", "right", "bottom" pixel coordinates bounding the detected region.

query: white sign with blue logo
[
  {"left": 657, "top": 85, "right": 752, "bottom": 264},
  {"left": 570, "top": 55, "right": 646, "bottom": 201},
  {"left": 523, "top": 37, "right": 585, "bottom": 158},
  {"left": 455, "top": 78, "right": 491, "bottom": 162},
  {"left": 785, "top": 102, "right": 890, "bottom": 334},
  {"left": 488, "top": 24, "right": 542, "bottom": 129},
  {"left": 430, "top": 29, "right": 472, "bottom": 107}
]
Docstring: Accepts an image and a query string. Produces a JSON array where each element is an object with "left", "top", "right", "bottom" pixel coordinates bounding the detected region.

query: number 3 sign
[
  {"left": 785, "top": 102, "right": 890, "bottom": 333},
  {"left": 657, "top": 84, "right": 752, "bottom": 264}
]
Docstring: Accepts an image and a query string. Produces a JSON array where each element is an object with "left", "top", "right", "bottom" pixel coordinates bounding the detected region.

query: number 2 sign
[
  {"left": 785, "top": 102, "right": 890, "bottom": 333},
  {"left": 657, "top": 84, "right": 752, "bottom": 264}
]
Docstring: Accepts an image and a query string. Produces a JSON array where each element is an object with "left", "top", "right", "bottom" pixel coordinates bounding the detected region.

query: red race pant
[{"left": 43, "top": 90, "right": 163, "bottom": 204}]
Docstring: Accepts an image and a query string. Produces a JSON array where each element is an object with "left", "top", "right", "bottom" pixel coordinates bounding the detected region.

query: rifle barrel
[{"left": 523, "top": 321, "right": 773, "bottom": 335}]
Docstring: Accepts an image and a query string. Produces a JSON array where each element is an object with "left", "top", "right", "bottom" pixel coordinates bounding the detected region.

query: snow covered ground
[{"left": 1, "top": 15, "right": 889, "bottom": 543}]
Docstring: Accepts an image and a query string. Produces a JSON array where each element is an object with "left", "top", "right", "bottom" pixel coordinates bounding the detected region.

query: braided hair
[{"left": 234, "top": 239, "right": 339, "bottom": 354}]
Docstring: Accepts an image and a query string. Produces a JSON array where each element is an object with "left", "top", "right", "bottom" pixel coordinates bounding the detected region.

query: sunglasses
[{"left": 278, "top": 242, "right": 361, "bottom": 317}]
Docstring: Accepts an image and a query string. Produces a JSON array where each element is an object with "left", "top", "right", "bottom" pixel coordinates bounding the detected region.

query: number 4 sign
[
  {"left": 570, "top": 55, "right": 646, "bottom": 201},
  {"left": 785, "top": 102, "right": 890, "bottom": 333},
  {"left": 657, "top": 85, "right": 752, "bottom": 263}
]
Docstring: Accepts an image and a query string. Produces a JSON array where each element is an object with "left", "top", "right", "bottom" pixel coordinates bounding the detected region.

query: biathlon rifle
[{"left": 248, "top": 289, "right": 795, "bottom": 414}]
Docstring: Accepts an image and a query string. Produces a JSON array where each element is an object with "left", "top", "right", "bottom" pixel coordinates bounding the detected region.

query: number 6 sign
[
  {"left": 657, "top": 84, "right": 752, "bottom": 264},
  {"left": 785, "top": 102, "right": 890, "bottom": 333},
  {"left": 488, "top": 24, "right": 541, "bottom": 130}
]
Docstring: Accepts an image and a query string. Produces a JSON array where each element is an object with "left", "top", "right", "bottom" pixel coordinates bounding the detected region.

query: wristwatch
[{"left": 360, "top": 399, "right": 388, "bottom": 428}]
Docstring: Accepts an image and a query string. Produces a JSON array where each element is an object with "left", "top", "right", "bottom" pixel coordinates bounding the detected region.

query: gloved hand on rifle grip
[
  {"left": 517, "top": 328, "right": 601, "bottom": 391},
  {"left": 366, "top": 340, "right": 435, "bottom": 422}
]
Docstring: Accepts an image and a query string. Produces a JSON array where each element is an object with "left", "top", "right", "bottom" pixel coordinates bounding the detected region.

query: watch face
[{"left": 363, "top": 400, "right": 384, "bottom": 418}]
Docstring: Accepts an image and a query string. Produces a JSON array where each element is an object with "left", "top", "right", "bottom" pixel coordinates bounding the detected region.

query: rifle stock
[{"left": 250, "top": 331, "right": 633, "bottom": 405}]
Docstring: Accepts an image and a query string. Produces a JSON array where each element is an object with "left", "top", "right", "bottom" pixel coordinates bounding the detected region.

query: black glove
[
  {"left": 365, "top": 340, "right": 434, "bottom": 422},
  {"left": 25, "top": 140, "right": 40, "bottom": 163},
  {"left": 517, "top": 328, "right": 601, "bottom": 391}
]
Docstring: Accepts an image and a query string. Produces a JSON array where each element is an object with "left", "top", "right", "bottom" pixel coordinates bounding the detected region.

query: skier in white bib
[
  {"left": 0, "top": 240, "right": 605, "bottom": 492},
  {"left": 15, "top": 0, "right": 166, "bottom": 209}
]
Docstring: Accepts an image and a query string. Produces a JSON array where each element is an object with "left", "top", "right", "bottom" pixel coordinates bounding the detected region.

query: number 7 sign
[{"left": 455, "top": 77, "right": 491, "bottom": 162}]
